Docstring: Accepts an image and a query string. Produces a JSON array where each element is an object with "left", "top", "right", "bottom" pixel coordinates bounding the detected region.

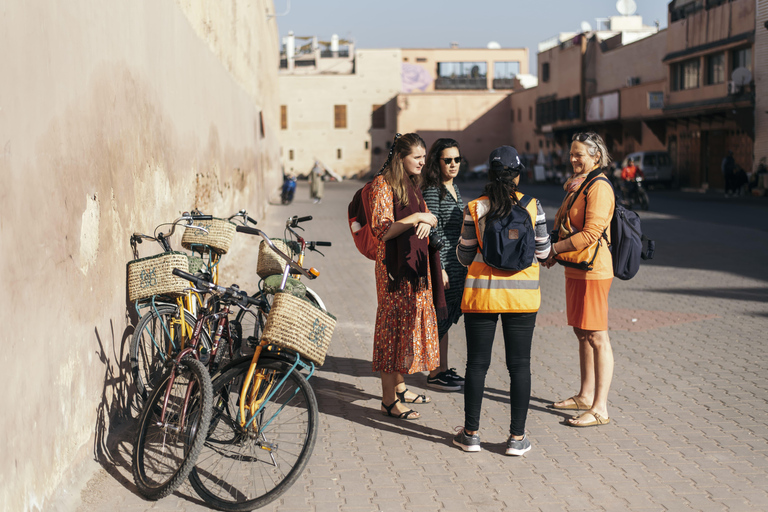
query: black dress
[{"left": 423, "top": 183, "right": 468, "bottom": 338}]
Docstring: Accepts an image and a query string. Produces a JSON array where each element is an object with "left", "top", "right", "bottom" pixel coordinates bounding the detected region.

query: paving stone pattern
[{"left": 79, "top": 181, "right": 768, "bottom": 512}]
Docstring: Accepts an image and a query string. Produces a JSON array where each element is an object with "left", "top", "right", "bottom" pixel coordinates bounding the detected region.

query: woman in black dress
[{"left": 422, "top": 138, "right": 468, "bottom": 391}]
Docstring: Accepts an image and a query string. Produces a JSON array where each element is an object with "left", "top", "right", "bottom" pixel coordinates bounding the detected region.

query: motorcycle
[
  {"left": 622, "top": 176, "right": 650, "bottom": 210},
  {"left": 281, "top": 174, "right": 297, "bottom": 205}
]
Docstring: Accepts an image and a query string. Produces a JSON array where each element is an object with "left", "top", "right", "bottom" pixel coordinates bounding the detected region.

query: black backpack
[
  {"left": 481, "top": 195, "right": 536, "bottom": 271},
  {"left": 583, "top": 176, "right": 655, "bottom": 280}
]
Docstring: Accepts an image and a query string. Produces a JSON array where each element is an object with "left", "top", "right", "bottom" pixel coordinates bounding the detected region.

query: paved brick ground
[{"left": 74, "top": 180, "right": 768, "bottom": 512}]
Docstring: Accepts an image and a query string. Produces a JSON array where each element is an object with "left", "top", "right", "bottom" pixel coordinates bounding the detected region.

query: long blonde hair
[{"left": 382, "top": 133, "right": 426, "bottom": 207}]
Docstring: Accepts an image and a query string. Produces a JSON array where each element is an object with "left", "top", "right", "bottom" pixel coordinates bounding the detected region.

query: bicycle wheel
[
  {"left": 189, "top": 358, "right": 318, "bottom": 511},
  {"left": 130, "top": 304, "right": 212, "bottom": 400},
  {"left": 132, "top": 356, "right": 213, "bottom": 500},
  {"left": 231, "top": 291, "right": 272, "bottom": 354}
]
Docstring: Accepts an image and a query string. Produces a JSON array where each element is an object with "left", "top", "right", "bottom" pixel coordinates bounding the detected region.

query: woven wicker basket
[
  {"left": 181, "top": 218, "right": 236, "bottom": 255},
  {"left": 127, "top": 252, "right": 190, "bottom": 302},
  {"left": 261, "top": 292, "right": 336, "bottom": 366},
  {"left": 257, "top": 239, "right": 295, "bottom": 279}
]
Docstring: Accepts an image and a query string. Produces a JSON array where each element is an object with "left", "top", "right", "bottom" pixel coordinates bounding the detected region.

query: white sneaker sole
[
  {"left": 505, "top": 445, "right": 531, "bottom": 456},
  {"left": 453, "top": 440, "right": 481, "bottom": 452},
  {"left": 427, "top": 381, "right": 461, "bottom": 391}
]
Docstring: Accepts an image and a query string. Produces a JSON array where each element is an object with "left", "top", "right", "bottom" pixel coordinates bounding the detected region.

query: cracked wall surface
[{"left": 0, "top": 1, "right": 279, "bottom": 510}]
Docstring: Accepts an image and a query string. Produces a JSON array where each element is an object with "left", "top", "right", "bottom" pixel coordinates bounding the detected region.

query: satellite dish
[
  {"left": 616, "top": 0, "right": 637, "bottom": 16},
  {"left": 732, "top": 67, "right": 752, "bottom": 86},
  {"left": 487, "top": 41, "right": 501, "bottom": 49},
  {"left": 580, "top": 21, "right": 592, "bottom": 32}
]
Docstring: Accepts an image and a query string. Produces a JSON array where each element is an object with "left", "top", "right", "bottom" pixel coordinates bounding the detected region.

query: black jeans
[{"left": 463, "top": 312, "right": 537, "bottom": 435}]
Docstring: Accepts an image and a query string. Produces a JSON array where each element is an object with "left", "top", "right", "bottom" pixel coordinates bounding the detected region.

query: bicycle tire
[
  {"left": 189, "top": 358, "right": 318, "bottom": 511},
  {"left": 130, "top": 304, "right": 212, "bottom": 400},
  {"left": 132, "top": 356, "right": 213, "bottom": 500}
]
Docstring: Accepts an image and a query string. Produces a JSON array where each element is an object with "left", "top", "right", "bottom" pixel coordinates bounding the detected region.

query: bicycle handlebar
[
  {"left": 312, "top": 241, "right": 332, "bottom": 247},
  {"left": 235, "top": 226, "right": 317, "bottom": 280},
  {"left": 287, "top": 215, "right": 312, "bottom": 228},
  {"left": 131, "top": 213, "right": 210, "bottom": 245},
  {"left": 172, "top": 268, "right": 259, "bottom": 306},
  {"left": 228, "top": 209, "right": 258, "bottom": 226}
]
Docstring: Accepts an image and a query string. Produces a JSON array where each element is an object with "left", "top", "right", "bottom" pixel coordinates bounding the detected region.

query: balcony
[{"left": 434, "top": 77, "right": 487, "bottom": 90}]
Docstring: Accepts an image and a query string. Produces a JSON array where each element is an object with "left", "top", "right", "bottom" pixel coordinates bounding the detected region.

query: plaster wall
[
  {"left": 0, "top": 1, "right": 279, "bottom": 510},
  {"left": 279, "top": 49, "right": 402, "bottom": 178},
  {"left": 509, "top": 88, "right": 547, "bottom": 159},
  {"left": 396, "top": 91, "right": 512, "bottom": 169},
  {"left": 594, "top": 30, "right": 668, "bottom": 94}
]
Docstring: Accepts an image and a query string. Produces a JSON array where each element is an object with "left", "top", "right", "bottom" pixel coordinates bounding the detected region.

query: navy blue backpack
[
  {"left": 584, "top": 177, "right": 655, "bottom": 280},
  {"left": 481, "top": 195, "right": 536, "bottom": 272}
]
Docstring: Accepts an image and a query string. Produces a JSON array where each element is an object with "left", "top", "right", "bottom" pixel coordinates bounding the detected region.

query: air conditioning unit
[
  {"left": 727, "top": 81, "right": 741, "bottom": 95},
  {"left": 626, "top": 76, "right": 640, "bottom": 87}
]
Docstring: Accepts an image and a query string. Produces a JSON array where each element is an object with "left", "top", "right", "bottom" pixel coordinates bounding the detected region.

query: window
[
  {"left": 365, "top": 140, "right": 369, "bottom": 149},
  {"left": 435, "top": 62, "right": 487, "bottom": 90},
  {"left": 416, "top": 57, "right": 427, "bottom": 63},
  {"left": 510, "top": 109, "right": 515, "bottom": 123},
  {"left": 288, "top": 149, "right": 294, "bottom": 160},
  {"left": 672, "top": 58, "right": 700, "bottom": 91},
  {"left": 372, "top": 104, "right": 386, "bottom": 129},
  {"left": 529, "top": 106, "right": 533, "bottom": 121},
  {"left": 334, "top": 105, "right": 347, "bottom": 129},
  {"left": 525, "top": 141, "right": 530, "bottom": 151},
  {"left": 541, "top": 62, "right": 550, "bottom": 83},
  {"left": 518, "top": 108, "right": 522, "bottom": 122},
  {"left": 706, "top": 53, "right": 725, "bottom": 84},
  {"left": 258, "top": 111, "right": 265, "bottom": 138},
  {"left": 493, "top": 61, "right": 520, "bottom": 89},
  {"left": 731, "top": 47, "right": 752, "bottom": 72},
  {"left": 280, "top": 105, "right": 287, "bottom": 130},
  {"left": 337, "top": 148, "right": 342, "bottom": 159}
]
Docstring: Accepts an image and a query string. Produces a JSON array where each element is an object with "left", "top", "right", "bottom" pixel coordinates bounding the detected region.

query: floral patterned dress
[{"left": 369, "top": 175, "right": 439, "bottom": 374}]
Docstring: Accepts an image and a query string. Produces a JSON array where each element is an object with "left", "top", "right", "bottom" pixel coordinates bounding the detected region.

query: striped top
[{"left": 457, "top": 196, "right": 551, "bottom": 267}]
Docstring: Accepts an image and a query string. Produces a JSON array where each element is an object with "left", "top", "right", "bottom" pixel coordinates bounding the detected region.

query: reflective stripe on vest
[{"left": 461, "top": 193, "right": 541, "bottom": 314}]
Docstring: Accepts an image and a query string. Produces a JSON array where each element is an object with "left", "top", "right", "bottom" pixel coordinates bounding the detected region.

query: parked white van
[{"left": 620, "top": 151, "right": 674, "bottom": 187}]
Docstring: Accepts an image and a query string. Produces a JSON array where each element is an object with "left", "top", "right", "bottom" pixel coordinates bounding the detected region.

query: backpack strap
[
  {"left": 517, "top": 194, "right": 533, "bottom": 209},
  {"left": 575, "top": 171, "right": 612, "bottom": 244}
]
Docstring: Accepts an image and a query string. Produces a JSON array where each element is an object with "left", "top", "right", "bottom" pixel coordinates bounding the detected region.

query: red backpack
[
  {"left": 349, "top": 134, "right": 400, "bottom": 260},
  {"left": 347, "top": 174, "right": 380, "bottom": 260}
]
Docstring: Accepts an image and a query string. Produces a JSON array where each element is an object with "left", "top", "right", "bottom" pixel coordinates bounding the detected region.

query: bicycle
[
  {"left": 185, "top": 228, "right": 330, "bottom": 511},
  {"left": 129, "top": 213, "right": 214, "bottom": 401},
  {"left": 232, "top": 215, "right": 331, "bottom": 352},
  {"left": 132, "top": 274, "right": 260, "bottom": 500}
]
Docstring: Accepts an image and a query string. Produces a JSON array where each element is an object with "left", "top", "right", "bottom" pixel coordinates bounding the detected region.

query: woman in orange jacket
[{"left": 545, "top": 131, "right": 616, "bottom": 428}]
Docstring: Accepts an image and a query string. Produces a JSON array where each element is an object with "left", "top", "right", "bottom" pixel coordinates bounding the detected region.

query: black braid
[{"left": 378, "top": 133, "right": 402, "bottom": 175}]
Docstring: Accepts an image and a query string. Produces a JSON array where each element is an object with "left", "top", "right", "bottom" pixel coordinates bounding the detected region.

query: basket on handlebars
[
  {"left": 257, "top": 239, "right": 296, "bottom": 279},
  {"left": 127, "top": 252, "right": 191, "bottom": 302},
  {"left": 260, "top": 291, "right": 336, "bottom": 365},
  {"left": 181, "top": 218, "right": 236, "bottom": 255}
]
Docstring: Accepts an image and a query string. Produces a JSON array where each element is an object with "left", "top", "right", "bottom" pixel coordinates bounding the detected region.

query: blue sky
[{"left": 275, "top": 0, "right": 671, "bottom": 73}]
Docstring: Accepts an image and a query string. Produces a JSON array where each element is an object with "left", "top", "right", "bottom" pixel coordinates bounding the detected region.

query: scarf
[
  {"left": 385, "top": 181, "right": 448, "bottom": 321},
  {"left": 553, "top": 166, "right": 599, "bottom": 236}
]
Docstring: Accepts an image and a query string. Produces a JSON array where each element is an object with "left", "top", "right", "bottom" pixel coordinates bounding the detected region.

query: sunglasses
[
  {"left": 441, "top": 157, "right": 462, "bottom": 165},
  {"left": 573, "top": 132, "right": 599, "bottom": 143}
]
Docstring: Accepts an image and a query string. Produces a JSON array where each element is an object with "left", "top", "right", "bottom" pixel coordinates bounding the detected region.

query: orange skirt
[{"left": 565, "top": 277, "right": 612, "bottom": 331}]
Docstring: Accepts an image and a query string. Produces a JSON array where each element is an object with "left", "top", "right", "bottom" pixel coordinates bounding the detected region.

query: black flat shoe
[
  {"left": 395, "top": 388, "right": 431, "bottom": 404},
  {"left": 381, "top": 399, "right": 420, "bottom": 420}
]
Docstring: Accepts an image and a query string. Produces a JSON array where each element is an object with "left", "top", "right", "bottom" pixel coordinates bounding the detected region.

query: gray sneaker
[
  {"left": 453, "top": 427, "right": 481, "bottom": 452},
  {"left": 505, "top": 433, "right": 531, "bottom": 456}
]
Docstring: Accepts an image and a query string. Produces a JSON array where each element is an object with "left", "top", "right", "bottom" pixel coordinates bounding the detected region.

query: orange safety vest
[{"left": 461, "top": 193, "right": 541, "bottom": 314}]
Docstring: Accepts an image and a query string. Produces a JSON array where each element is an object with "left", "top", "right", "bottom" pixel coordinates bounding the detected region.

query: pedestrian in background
[
  {"left": 369, "top": 133, "right": 445, "bottom": 421},
  {"left": 545, "top": 131, "right": 615, "bottom": 428},
  {"left": 722, "top": 150, "right": 736, "bottom": 197},
  {"left": 453, "top": 146, "right": 551, "bottom": 456},
  {"left": 310, "top": 160, "right": 325, "bottom": 203},
  {"left": 422, "top": 138, "right": 468, "bottom": 392}
]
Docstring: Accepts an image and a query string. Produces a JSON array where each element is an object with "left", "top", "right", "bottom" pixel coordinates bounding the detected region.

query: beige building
[
  {"left": 663, "top": 0, "right": 756, "bottom": 188},
  {"left": 278, "top": 42, "right": 530, "bottom": 177},
  {"left": 0, "top": 1, "right": 280, "bottom": 509},
  {"left": 279, "top": 41, "right": 401, "bottom": 178}
]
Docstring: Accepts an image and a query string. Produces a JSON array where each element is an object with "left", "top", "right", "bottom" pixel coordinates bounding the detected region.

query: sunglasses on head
[
  {"left": 573, "top": 132, "right": 598, "bottom": 143},
  {"left": 441, "top": 157, "right": 462, "bottom": 165}
]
